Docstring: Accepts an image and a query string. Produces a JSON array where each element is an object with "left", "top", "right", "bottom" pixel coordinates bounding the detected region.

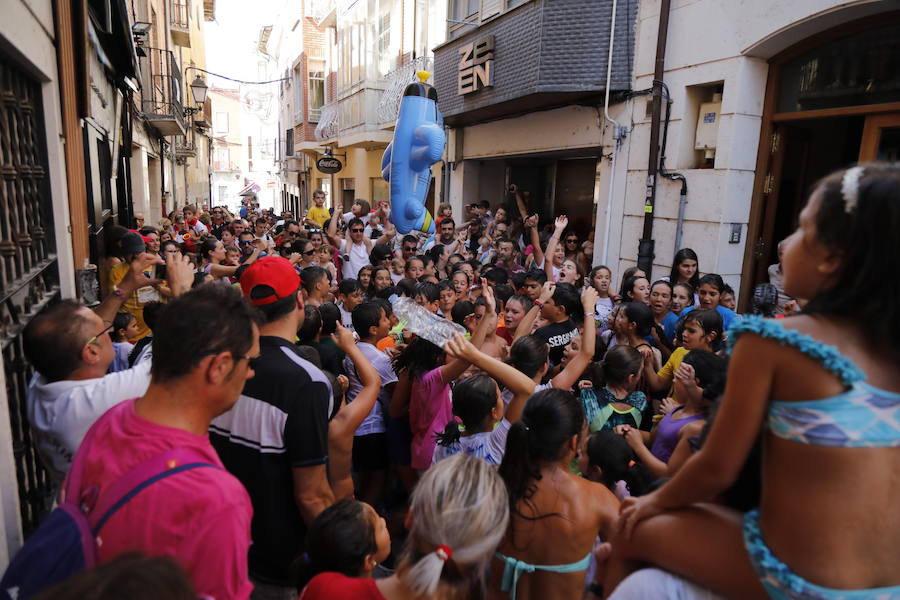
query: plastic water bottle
[{"left": 390, "top": 296, "right": 466, "bottom": 348}]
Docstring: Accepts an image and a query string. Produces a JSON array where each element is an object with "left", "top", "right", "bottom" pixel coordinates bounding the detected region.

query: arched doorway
[{"left": 741, "top": 12, "right": 900, "bottom": 307}]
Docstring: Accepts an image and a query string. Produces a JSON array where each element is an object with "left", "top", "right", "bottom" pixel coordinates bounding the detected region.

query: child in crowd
[
  {"left": 648, "top": 280, "right": 676, "bottom": 360},
  {"left": 643, "top": 308, "right": 723, "bottom": 405},
  {"left": 580, "top": 429, "right": 654, "bottom": 500},
  {"left": 224, "top": 245, "right": 241, "bottom": 266},
  {"left": 670, "top": 282, "right": 694, "bottom": 317},
  {"left": 618, "top": 348, "right": 727, "bottom": 478},
  {"left": 610, "top": 164, "right": 900, "bottom": 598},
  {"left": 357, "top": 265, "right": 373, "bottom": 291},
  {"left": 696, "top": 273, "right": 740, "bottom": 332},
  {"left": 515, "top": 281, "right": 582, "bottom": 366},
  {"left": 318, "top": 244, "right": 337, "bottom": 281},
  {"left": 668, "top": 248, "right": 700, "bottom": 297},
  {"left": 605, "top": 302, "right": 662, "bottom": 377},
  {"left": 413, "top": 281, "right": 440, "bottom": 314},
  {"left": 588, "top": 265, "right": 616, "bottom": 332},
  {"left": 618, "top": 266, "right": 646, "bottom": 299},
  {"left": 621, "top": 275, "right": 651, "bottom": 305},
  {"left": 336, "top": 278, "right": 364, "bottom": 329},
  {"left": 390, "top": 257, "right": 405, "bottom": 284},
  {"left": 327, "top": 324, "right": 381, "bottom": 501},
  {"left": 109, "top": 312, "right": 139, "bottom": 373},
  {"left": 581, "top": 345, "right": 647, "bottom": 432},
  {"left": 433, "top": 335, "right": 533, "bottom": 466},
  {"left": 403, "top": 256, "right": 424, "bottom": 281},
  {"left": 437, "top": 280, "right": 456, "bottom": 317},
  {"left": 719, "top": 283, "right": 737, "bottom": 311},
  {"left": 496, "top": 293, "right": 532, "bottom": 344}
]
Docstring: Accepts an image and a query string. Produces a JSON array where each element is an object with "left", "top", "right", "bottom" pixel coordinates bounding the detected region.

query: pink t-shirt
[
  {"left": 77, "top": 399, "right": 253, "bottom": 600},
  {"left": 409, "top": 367, "right": 453, "bottom": 469}
]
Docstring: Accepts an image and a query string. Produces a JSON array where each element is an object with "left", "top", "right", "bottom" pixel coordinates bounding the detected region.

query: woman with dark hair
[
  {"left": 199, "top": 237, "right": 256, "bottom": 282},
  {"left": 367, "top": 266, "right": 393, "bottom": 299},
  {"left": 668, "top": 247, "right": 700, "bottom": 293},
  {"left": 492, "top": 389, "right": 619, "bottom": 600}
]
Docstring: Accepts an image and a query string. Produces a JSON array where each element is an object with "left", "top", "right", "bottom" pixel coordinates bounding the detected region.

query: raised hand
[
  {"left": 539, "top": 281, "right": 556, "bottom": 304},
  {"left": 581, "top": 286, "right": 599, "bottom": 312},
  {"left": 554, "top": 215, "right": 568, "bottom": 232},
  {"left": 444, "top": 333, "right": 478, "bottom": 362}
]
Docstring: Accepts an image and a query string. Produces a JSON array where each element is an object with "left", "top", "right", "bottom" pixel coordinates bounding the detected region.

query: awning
[{"left": 239, "top": 183, "right": 261, "bottom": 196}]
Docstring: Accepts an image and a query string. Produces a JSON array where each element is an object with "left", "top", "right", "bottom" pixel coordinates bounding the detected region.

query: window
[
  {"left": 293, "top": 66, "right": 303, "bottom": 122},
  {"left": 214, "top": 146, "right": 230, "bottom": 169},
  {"left": 309, "top": 65, "right": 325, "bottom": 122},
  {"left": 215, "top": 112, "right": 229, "bottom": 133},
  {"left": 285, "top": 128, "right": 294, "bottom": 157},
  {"left": 371, "top": 177, "right": 389, "bottom": 205},
  {"left": 376, "top": 8, "right": 391, "bottom": 77}
]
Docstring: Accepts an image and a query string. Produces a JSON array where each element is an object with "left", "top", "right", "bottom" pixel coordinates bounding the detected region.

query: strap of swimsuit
[
  {"left": 496, "top": 551, "right": 591, "bottom": 600},
  {"left": 726, "top": 316, "right": 864, "bottom": 386}
]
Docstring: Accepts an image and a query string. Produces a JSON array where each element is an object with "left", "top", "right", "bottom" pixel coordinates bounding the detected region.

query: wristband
[
  {"left": 583, "top": 312, "right": 596, "bottom": 319},
  {"left": 534, "top": 299, "right": 544, "bottom": 308},
  {"left": 112, "top": 286, "right": 125, "bottom": 299}
]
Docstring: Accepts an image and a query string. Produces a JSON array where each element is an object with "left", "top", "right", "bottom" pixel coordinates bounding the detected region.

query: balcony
[
  {"left": 377, "top": 56, "right": 434, "bottom": 125},
  {"left": 170, "top": 0, "right": 191, "bottom": 47},
  {"left": 212, "top": 160, "right": 239, "bottom": 172},
  {"left": 315, "top": 88, "right": 392, "bottom": 148},
  {"left": 194, "top": 97, "right": 212, "bottom": 130},
  {"left": 175, "top": 136, "right": 196, "bottom": 164},
  {"left": 140, "top": 48, "right": 187, "bottom": 137},
  {"left": 314, "top": 102, "right": 338, "bottom": 142}
]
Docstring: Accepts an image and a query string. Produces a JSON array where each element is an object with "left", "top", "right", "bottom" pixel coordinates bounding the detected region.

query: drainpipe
[
  {"left": 600, "top": 0, "right": 624, "bottom": 266},
  {"left": 657, "top": 82, "right": 688, "bottom": 254},
  {"left": 638, "top": 0, "right": 674, "bottom": 276}
]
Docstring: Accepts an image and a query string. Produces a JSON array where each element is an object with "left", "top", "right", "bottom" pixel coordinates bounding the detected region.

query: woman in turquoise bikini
[
  {"left": 606, "top": 163, "right": 900, "bottom": 599},
  {"left": 492, "top": 388, "right": 619, "bottom": 599}
]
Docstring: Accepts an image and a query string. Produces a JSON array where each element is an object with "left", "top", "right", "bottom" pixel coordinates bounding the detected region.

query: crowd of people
[{"left": 12, "top": 163, "right": 899, "bottom": 600}]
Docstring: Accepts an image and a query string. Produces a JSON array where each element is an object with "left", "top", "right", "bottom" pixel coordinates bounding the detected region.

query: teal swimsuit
[
  {"left": 495, "top": 551, "right": 591, "bottom": 600},
  {"left": 728, "top": 317, "right": 900, "bottom": 600}
]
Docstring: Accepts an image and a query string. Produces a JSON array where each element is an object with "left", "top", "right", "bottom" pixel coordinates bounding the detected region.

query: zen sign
[
  {"left": 316, "top": 156, "right": 342, "bottom": 174},
  {"left": 458, "top": 36, "right": 495, "bottom": 95}
]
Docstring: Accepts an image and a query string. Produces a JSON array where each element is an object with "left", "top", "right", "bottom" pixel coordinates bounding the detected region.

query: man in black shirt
[
  {"left": 210, "top": 256, "right": 334, "bottom": 598},
  {"left": 534, "top": 282, "right": 581, "bottom": 365}
]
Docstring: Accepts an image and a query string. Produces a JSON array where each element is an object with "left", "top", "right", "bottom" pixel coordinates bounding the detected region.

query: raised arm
[
  {"left": 330, "top": 324, "right": 382, "bottom": 435},
  {"left": 543, "top": 215, "right": 567, "bottom": 281},
  {"left": 440, "top": 279, "right": 495, "bottom": 384},
  {"left": 98, "top": 253, "right": 164, "bottom": 324},
  {"left": 525, "top": 214, "right": 544, "bottom": 268},
  {"left": 550, "top": 287, "right": 598, "bottom": 390},
  {"left": 445, "top": 334, "right": 534, "bottom": 423},
  {"left": 514, "top": 281, "right": 555, "bottom": 341},
  {"left": 513, "top": 185, "right": 529, "bottom": 222}
]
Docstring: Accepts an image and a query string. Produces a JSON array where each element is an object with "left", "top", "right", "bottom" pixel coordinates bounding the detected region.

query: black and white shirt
[{"left": 210, "top": 336, "right": 332, "bottom": 586}]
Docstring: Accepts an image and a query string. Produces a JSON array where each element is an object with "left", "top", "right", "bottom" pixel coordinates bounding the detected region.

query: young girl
[
  {"left": 618, "top": 266, "right": 646, "bottom": 299},
  {"left": 696, "top": 273, "right": 740, "bottom": 333},
  {"left": 109, "top": 312, "right": 139, "bottom": 373},
  {"left": 609, "top": 163, "right": 900, "bottom": 600},
  {"left": 580, "top": 429, "right": 655, "bottom": 500},
  {"left": 581, "top": 345, "right": 647, "bottom": 432},
  {"left": 403, "top": 256, "right": 424, "bottom": 281},
  {"left": 298, "top": 499, "right": 391, "bottom": 591},
  {"left": 588, "top": 265, "right": 616, "bottom": 332},
  {"left": 605, "top": 302, "right": 662, "bottom": 375},
  {"left": 670, "top": 282, "right": 694, "bottom": 316},
  {"left": 318, "top": 244, "right": 337, "bottom": 281},
  {"left": 621, "top": 275, "right": 651, "bottom": 306},
  {"left": 390, "top": 257, "right": 405, "bottom": 284},
  {"left": 619, "top": 348, "right": 726, "bottom": 478},
  {"left": 434, "top": 202, "right": 453, "bottom": 228},
  {"left": 451, "top": 269, "right": 470, "bottom": 301},
  {"left": 366, "top": 266, "right": 392, "bottom": 298},
  {"left": 497, "top": 294, "right": 532, "bottom": 345},
  {"left": 356, "top": 265, "right": 373, "bottom": 291},
  {"left": 391, "top": 288, "right": 494, "bottom": 472},
  {"left": 643, "top": 308, "right": 723, "bottom": 407},
  {"left": 301, "top": 455, "right": 508, "bottom": 600},
  {"left": 433, "top": 335, "right": 533, "bottom": 466},
  {"left": 668, "top": 248, "right": 700, "bottom": 293},
  {"left": 492, "top": 389, "right": 620, "bottom": 600}
]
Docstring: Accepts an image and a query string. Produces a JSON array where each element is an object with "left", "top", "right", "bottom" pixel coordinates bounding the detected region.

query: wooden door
[{"left": 859, "top": 113, "right": 900, "bottom": 162}]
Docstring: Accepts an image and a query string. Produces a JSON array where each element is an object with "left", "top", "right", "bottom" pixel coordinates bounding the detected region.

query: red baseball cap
[{"left": 239, "top": 256, "right": 301, "bottom": 306}]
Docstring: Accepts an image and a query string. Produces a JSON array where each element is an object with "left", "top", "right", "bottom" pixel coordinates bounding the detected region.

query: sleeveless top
[
  {"left": 650, "top": 407, "right": 705, "bottom": 462},
  {"left": 727, "top": 316, "right": 899, "bottom": 448}
]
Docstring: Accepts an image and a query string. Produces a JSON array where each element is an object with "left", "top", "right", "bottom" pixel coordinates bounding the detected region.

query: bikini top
[
  {"left": 495, "top": 550, "right": 591, "bottom": 600},
  {"left": 727, "top": 317, "right": 899, "bottom": 448}
]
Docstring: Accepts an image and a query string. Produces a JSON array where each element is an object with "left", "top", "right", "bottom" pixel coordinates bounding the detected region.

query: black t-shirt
[
  {"left": 535, "top": 318, "right": 579, "bottom": 365},
  {"left": 210, "top": 336, "right": 332, "bottom": 585}
]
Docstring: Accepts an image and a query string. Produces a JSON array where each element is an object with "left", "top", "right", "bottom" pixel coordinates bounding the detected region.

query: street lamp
[{"left": 184, "top": 74, "right": 208, "bottom": 116}]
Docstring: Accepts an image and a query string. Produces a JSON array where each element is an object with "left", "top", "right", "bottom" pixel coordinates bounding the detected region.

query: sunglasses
[
  {"left": 403, "top": 246, "right": 417, "bottom": 252},
  {"left": 566, "top": 238, "right": 578, "bottom": 243},
  {"left": 303, "top": 249, "right": 316, "bottom": 255},
  {"left": 83, "top": 321, "right": 115, "bottom": 349},
  {"left": 239, "top": 240, "right": 253, "bottom": 245},
  {"left": 350, "top": 228, "right": 364, "bottom": 233}
]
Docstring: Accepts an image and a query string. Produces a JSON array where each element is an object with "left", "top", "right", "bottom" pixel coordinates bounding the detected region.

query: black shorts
[{"left": 352, "top": 432, "right": 389, "bottom": 472}]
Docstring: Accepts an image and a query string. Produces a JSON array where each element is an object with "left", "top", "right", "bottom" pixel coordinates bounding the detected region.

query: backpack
[{"left": 1, "top": 420, "right": 217, "bottom": 600}]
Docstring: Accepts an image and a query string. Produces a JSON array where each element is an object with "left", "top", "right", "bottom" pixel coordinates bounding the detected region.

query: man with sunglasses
[
  {"left": 211, "top": 256, "right": 334, "bottom": 597},
  {"left": 23, "top": 252, "right": 194, "bottom": 484},
  {"left": 210, "top": 206, "right": 229, "bottom": 240}
]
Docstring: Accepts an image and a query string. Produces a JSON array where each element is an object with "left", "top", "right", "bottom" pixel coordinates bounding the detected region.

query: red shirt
[
  {"left": 77, "top": 399, "right": 254, "bottom": 600},
  {"left": 300, "top": 572, "right": 386, "bottom": 600}
]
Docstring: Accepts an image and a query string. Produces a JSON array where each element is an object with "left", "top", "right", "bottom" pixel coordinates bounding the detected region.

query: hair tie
[
  {"left": 627, "top": 460, "right": 636, "bottom": 468},
  {"left": 435, "top": 545, "right": 453, "bottom": 562},
  {"left": 841, "top": 166, "right": 864, "bottom": 214}
]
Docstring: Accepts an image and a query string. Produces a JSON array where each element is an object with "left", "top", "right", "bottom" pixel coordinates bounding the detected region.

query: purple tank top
[{"left": 650, "top": 407, "right": 705, "bottom": 463}]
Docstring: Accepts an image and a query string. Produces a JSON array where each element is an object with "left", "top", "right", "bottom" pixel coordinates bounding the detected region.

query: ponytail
[
  {"left": 585, "top": 430, "right": 655, "bottom": 497},
  {"left": 437, "top": 420, "right": 463, "bottom": 447}
]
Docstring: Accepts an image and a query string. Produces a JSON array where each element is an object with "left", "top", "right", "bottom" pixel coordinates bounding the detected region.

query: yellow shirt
[
  {"left": 306, "top": 205, "right": 331, "bottom": 228},
  {"left": 658, "top": 346, "right": 689, "bottom": 403},
  {"left": 108, "top": 262, "right": 157, "bottom": 341}
]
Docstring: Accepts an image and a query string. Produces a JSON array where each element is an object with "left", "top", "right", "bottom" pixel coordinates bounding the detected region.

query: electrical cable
[{"left": 185, "top": 66, "right": 288, "bottom": 85}]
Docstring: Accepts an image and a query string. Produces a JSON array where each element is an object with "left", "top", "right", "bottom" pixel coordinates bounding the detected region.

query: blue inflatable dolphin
[{"left": 382, "top": 71, "right": 445, "bottom": 235}]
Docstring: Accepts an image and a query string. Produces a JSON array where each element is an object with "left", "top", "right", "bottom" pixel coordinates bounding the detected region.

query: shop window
[{"left": 777, "top": 25, "right": 900, "bottom": 114}]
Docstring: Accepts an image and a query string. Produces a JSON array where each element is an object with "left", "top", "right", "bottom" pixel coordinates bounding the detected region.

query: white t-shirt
[
  {"left": 342, "top": 211, "right": 371, "bottom": 225},
  {"left": 432, "top": 418, "right": 511, "bottom": 467},
  {"left": 26, "top": 352, "right": 153, "bottom": 483},
  {"left": 342, "top": 240, "right": 370, "bottom": 280}
]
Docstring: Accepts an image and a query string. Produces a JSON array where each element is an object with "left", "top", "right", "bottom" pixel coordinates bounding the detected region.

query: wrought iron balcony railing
[
  {"left": 314, "top": 102, "right": 338, "bottom": 141},
  {"left": 140, "top": 48, "right": 186, "bottom": 136},
  {"left": 377, "top": 56, "right": 434, "bottom": 124}
]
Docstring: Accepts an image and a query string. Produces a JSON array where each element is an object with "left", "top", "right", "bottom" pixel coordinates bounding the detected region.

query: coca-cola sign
[{"left": 316, "top": 156, "right": 343, "bottom": 174}]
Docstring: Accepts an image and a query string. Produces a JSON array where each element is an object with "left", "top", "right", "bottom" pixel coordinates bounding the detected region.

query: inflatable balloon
[{"left": 382, "top": 71, "right": 445, "bottom": 235}]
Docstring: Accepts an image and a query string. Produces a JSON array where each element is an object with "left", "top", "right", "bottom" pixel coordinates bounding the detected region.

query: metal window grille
[{"left": 0, "top": 49, "right": 61, "bottom": 538}]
